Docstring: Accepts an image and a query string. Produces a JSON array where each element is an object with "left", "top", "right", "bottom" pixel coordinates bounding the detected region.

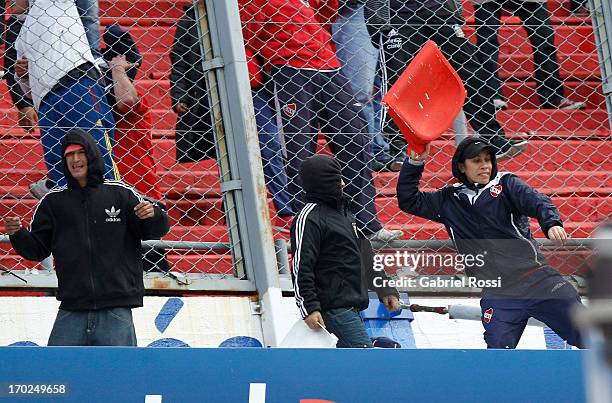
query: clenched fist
[
  {"left": 134, "top": 201, "right": 156, "bottom": 220},
  {"left": 3, "top": 217, "right": 22, "bottom": 235}
]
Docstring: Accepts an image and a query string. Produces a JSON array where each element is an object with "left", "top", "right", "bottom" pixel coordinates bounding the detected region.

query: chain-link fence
[
  {"left": 0, "top": 0, "right": 263, "bottom": 291},
  {"left": 241, "top": 0, "right": 610, "bottom": 290},
  {"left": 0, "top": 0, "right": 609, "bottom": 293}
]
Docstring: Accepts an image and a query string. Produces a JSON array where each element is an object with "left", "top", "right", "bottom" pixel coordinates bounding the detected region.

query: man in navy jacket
[{"left": 397, "top": 137, "right": 583, "bottom": 348}]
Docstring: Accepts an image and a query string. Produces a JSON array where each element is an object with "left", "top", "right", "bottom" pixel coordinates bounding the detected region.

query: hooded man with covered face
[
  {"left": 396, "top": 137, "right": 583, "bottom": 349},
  {"left": 290, "top": 154, "right": 401, "bottom": 348},
  {"left": 3, "top": 128, "right": 170, "bottom": 346}
]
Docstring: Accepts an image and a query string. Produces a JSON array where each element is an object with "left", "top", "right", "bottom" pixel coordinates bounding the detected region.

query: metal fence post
[
  {"left": 590, "top": 0, "right": 612, "bottom": 129},
  {"left": 197, "top": 0, "right": 286, "bottom": 346}
]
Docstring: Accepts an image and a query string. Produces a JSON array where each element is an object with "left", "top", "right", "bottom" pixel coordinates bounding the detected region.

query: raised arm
[
  {"left": 109, "top": 55, "right": 140, "bottom": 113},
  {"left": 396, "top": 147, "right": 447, "bottom": 223}
]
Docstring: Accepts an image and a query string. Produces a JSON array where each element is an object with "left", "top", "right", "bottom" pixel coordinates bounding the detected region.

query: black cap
[
  {"left": 460, "top": 139, "right": 493, "bottom": 161},
  {"left": 451, "top": 137, "right": 498, "bottom": 188},
  {"left": 102, "top": 25, "right": 142, "bottom": 82}
]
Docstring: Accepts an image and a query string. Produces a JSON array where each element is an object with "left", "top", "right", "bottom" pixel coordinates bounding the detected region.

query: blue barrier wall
[{"left": 0, "top": 348, "right": 585, "bottom": 403}]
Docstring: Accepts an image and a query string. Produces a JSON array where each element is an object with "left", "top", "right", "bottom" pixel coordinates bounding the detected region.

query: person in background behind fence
[
  {"left": 396, "top": 137, "right": 583, "bottom": 348},
  {"left": 331, "top": 0, "right": 398, "bottom": 172},
  {"left": 1, "top": 0, "right": 38, "bottom": 133},
  {"left": 3, "top": 128, "right": 170, "bottom": 346},
  {"left": 170, "top": 4, "right": 296, "bottom": 233},
  {"left": 15, "top": 0, "right": 118, "bottom": 197},
  {"left": 240, "top": 0, "right": 403, "bottom": 242},
  {"left": 74, "top": 0, "right": 102, "bottom": 59},
  {"left": 365, "top": 0, "right": 528, "bottom": 161},
  {"left": 1, "top": 0, "right": 103, "bottom": 135},
  {"left": 246, "top": 47, "right": 296, "bottom": 233},
  {"left": 101, "top": 24, "right": 172, "bottom": 273},
  {"left": 473, "top": 0, "right": 586, "bottom": 111},
  {"left": 170, "top": 4, "right": 215, "bottom": 163},
  {"left": 291, "top": 154, "right": 401, "bottom": 347}
]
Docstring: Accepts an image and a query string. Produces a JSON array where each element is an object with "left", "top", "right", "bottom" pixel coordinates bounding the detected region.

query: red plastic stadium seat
[{"left": 382, "top": 40, "right": 467, "bottom": 154}]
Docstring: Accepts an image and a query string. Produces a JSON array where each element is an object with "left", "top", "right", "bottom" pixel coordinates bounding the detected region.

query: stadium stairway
[{"left": 0, "top": 0, "right": 609, "bottom": 277}]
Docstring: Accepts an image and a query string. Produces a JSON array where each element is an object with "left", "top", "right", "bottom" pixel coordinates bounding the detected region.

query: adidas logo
[
  {"left": 389, "top": 28, "right": 398, "bottom": 37},
  {"left": 105, "top": 206, "right": 121, "bottom": 222}
]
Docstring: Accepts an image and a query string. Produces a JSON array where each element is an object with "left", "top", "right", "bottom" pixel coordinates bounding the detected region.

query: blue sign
[{"left": 0, "top": 348, "right": 585, "bottom": 402}]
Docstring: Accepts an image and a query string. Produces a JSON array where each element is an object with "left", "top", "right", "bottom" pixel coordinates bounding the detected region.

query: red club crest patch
[
  {"left": 282, "top": 103, "right": 297, "bottom": 117},
  {"left": 490, "top": 184, "right": 502, "bottom": 198},
  {"left": 483, "top": 308, "right": 493, "bottom": 323}
]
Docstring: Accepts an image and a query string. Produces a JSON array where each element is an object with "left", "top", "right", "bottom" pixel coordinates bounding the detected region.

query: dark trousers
[
  {"left": 480, "top": 274, "right": 583, "bottom": 349},
  {"left": 48, "top": 307, "right": 137, "bottom": 346},
  {"left": 475, "top": 0, "right": 564, "bottom": 107},
  {"left": 270, "top": 66, "right": 382, "bottom": 234},
  {"left": 381, "top": 11, "right": 506, "bottom": 141}
]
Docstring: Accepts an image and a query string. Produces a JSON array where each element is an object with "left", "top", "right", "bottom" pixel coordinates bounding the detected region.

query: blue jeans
[
  {"left": 253, "top": 87, "right": 294, "bottom": 217},
  {"left": 38, "top": 77, "right": 118, "bottom": 187},
  {"left": 332, "top": 4, "right": 391, "bottom": 162},
  {"left": 48, "top": 307, "right": 137, "bottom": 346},
  {"left": 75, "top": 0, "right": 101, "bottom": 58},
  {"left": 322, "top": 307, "right": 373, "bottom": 348}
]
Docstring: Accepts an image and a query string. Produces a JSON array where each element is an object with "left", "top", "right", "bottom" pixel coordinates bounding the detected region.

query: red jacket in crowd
[
  {"left": 239, "top": 0, "right": 340, "bottom": 71},
  {"left": 113, "top": 92, "right": 163, "bottom": 201}
]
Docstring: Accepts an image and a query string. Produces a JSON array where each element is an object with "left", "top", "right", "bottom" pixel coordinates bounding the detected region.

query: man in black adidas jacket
[
  {"left": 3, "top": 128, "right": 170, "bottom": 346},
  {"left": 291, "top": 154, "right": 400, "bottom": 348},
  {"left": 397, "top": 137, "right": 583, "bottom": 348}
]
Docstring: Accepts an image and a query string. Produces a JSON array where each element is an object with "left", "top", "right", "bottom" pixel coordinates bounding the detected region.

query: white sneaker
[
  {"left": 29, "top": 179, "right": 51, "bottom": 199},
  {"left": 93, "top": 56, "right": 109, "bottom": 69},
  {"left": 493, "top": 98, "right": 508, "bottom": 110},
  {"left": 368, "top": 228, "right": 403, "bottom": 242},
  {"left": 558, "top": 97, "right": 587, "bottom": 111}
]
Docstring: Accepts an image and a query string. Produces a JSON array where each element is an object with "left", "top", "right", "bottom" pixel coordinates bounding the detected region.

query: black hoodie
[
  {"left": 291, "top": 155, "right": 398, "bottom": 318},
  {"left": 10, "top": 129, "right": 170, "bottom": 310}
]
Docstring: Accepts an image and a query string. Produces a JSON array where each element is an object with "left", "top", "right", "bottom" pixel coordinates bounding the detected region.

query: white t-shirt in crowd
[{"left": 15, "top": 0, "right": 96, "bottom": 110}]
